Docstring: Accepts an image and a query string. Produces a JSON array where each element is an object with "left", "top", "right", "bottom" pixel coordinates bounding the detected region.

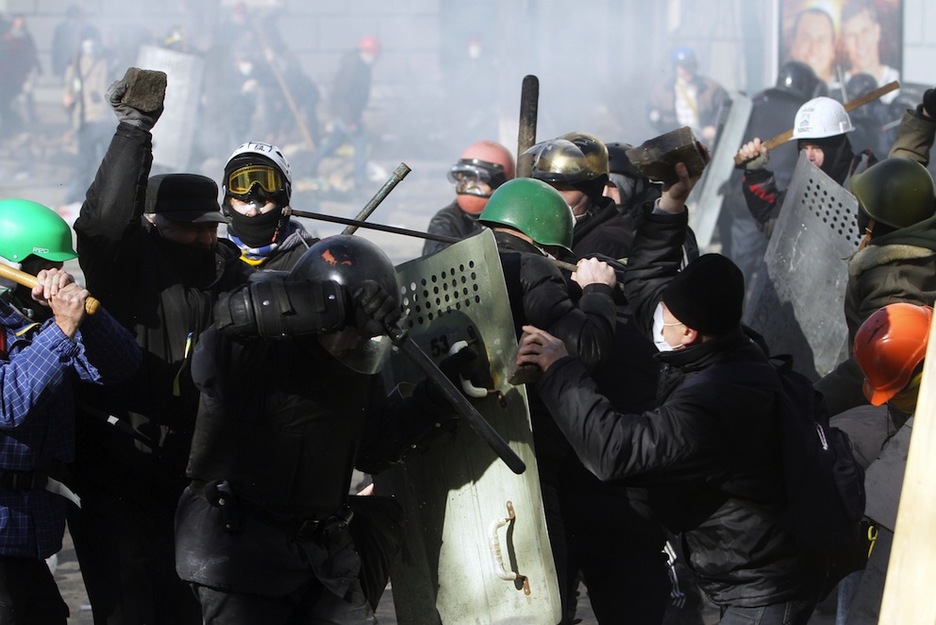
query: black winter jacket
[
  {"left": 494, "top": 229, "right": 616, "bottom": 462},
  {"left": 539, "top": 331, "right": 825, "bottom": 607},
  {"left": 422, "top": 200, "right": 483, "bottom": 257},
  {"left": 571, "top": 196, "right": 634, "bottom": 261},
  {"left": 73, "top": 121, "right": 247, "bottom": 507},
  {"left": 575, "top": 202, "right": 827, "bottom": 607}
]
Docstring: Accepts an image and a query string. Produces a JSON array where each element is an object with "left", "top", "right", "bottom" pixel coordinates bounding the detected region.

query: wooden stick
[
  {"left": 0, "top": 264, "right": 100, "bottom": 315},
  {"left": 733, "top": 81, "right": 900, "bottom": 166},
  {"left": 877, "top": 310, "right": 936, "bottom": 624}
]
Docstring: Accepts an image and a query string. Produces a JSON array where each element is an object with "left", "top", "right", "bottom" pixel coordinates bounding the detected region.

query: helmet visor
[
  {"left": 227, "top": 165, "right": 285, "bottom": 196},
  {"left": 318, "top": 329, "right": 392, "bottom": 375}
]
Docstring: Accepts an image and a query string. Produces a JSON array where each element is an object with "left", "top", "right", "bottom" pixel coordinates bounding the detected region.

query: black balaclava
[
  {"left": 799, "top": 134, "right": 854, "bottom": 184},
  {"left": 228, "top": 205, "right": 287, "bottom": 248}
]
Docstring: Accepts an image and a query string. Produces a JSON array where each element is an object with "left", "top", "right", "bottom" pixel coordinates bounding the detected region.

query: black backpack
[{"left": 687, "top": 356, "right": 867, "bottom": 558}]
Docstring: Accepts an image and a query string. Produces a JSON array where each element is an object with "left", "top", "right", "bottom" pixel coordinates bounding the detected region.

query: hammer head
[
  {"left": 625, "top": 127, "right": 709, "bottom": 184},
  {"left": 120, "top": 67, "right": 167, "bottom": 114}
]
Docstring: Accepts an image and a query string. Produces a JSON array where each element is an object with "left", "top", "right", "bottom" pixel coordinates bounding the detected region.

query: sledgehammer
[{"left": 0, "top": 264, "right": 100, "bottom": 315}]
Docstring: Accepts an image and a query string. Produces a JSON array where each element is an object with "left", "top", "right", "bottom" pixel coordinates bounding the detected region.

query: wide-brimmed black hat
[{"left": 145, "top": 173, "right": 227, "bottom": 224}]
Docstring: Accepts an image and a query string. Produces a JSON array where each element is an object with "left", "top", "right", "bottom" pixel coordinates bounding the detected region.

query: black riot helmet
[
  {"left": 288, "top": 235, "right": 401, "bottom": 373},
  {"left": 776, "top": 61, "right": 821, "bottom": 99}
]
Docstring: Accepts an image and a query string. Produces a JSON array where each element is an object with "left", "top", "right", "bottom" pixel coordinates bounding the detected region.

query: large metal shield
[
  {"left": 377, "top": 229, "right": 561, "bottom": 625},
  {"left": 743, "top": 152, "right": 862, "bottom": 380},
  {"left": 686, "top": 92, "right": 753, "bottom": 252},
  {"left": 135, "top": 45, "right": 205, "bottom": 171}
]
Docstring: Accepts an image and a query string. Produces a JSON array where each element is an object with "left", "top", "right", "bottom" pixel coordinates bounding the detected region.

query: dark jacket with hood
[
  {"left": 538, "top": 204, "right": 825, "bottom": 607},
  {"left": 73, "top": 121, "right": 247, "bottom": 506}
]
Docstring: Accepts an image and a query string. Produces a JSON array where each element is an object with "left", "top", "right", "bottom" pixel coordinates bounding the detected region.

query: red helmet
[
  {"left": 359, "top": 35, "right": 381, "bottom": 57},
  {"left": 854, "top": 303, "right": 933, "bottom": 406},
  {"left": 449, "top": 141, "right": 516, "bottom": 215}
]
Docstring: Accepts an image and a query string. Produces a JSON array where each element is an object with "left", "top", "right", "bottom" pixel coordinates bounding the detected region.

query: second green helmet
[
  {"left": 478, "top": 178, "right": 574, "bottom": 254},
  {"left": 0, "top": 198, "right": 77, "bottom": 263},
  {"left": 850, "top": 158, "right": 936, "bottom": 229}
]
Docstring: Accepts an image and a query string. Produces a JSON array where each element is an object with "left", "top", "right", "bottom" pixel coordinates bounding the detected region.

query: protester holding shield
[{"left": 738, "top": 96, "right": 877, "bottom": 239}]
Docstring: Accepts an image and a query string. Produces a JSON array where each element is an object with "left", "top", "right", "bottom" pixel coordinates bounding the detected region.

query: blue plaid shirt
[{"left": 0, "top": 296, "right": 141, "bottom": 559}]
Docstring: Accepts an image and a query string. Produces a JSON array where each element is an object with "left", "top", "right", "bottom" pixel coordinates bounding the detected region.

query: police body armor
[{"left": 187, "top": 333, "right": 372, "bottom": 517}]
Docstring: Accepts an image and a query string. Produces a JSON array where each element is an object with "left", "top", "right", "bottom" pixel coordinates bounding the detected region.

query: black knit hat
[{"left": 661, "top": 254, "right": 744, "bottom": 336}]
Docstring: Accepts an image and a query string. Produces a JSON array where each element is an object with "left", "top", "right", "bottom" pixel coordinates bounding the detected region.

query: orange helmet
[
  {"left": 854, "top": 303, "right": 933, "bottom": 406},
  {"left": 449, "top": 140, "right": 516, "bottom": 215},
  {"left": 359, "top": 35, "right": 381, "bottom": 57}
]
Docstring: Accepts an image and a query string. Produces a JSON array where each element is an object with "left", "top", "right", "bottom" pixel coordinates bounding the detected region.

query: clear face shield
[{"left": 317, "top": 329, "right": 393, "bottom": 375}]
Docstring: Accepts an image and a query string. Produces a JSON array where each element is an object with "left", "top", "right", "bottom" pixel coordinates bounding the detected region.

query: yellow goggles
[{"left": 227, "top": 165, "right": 285, "bottom": 196}]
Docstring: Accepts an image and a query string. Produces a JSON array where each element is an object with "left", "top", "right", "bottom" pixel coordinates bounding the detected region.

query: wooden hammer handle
[
  {"left": 0, "top": 263, "right": 100, "bottom": 315},
  {"left": 734, "top": 80, "right": 901, "bottom": 166}
]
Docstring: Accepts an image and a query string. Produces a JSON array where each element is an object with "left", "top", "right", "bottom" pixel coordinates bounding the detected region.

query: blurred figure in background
[
  {"left": 647, "top": 47, "right": 729, "bottom": 148},
  {"left": 307, "top": 36, "right": 381, "bottom": 194},
  {"left": 62, "top": 26, "right": 117, "bottom": 204},
  {"left": 0, "top": 14, "right": 41, "bottom": 139}
]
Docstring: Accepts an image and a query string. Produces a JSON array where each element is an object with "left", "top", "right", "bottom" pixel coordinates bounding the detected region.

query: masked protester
[
  {"left": 0, "top": 199, "right": 140, "bottom": 625},
  {"left": 529, "top": 135, "right": 634, "bottom": 262},
  {"left": 516, "top": 162, "right": 829, "bottom": 625},
  {"left": 738, "top": 96, "right": 877, "bottom": 239},
  {"left": 222, "top": 141, "right": 319, "bottom": 270},
  {"left": 422, "top": 140, "right": 515, "bottom": 257},
  {"left": 70, "top": 72, "right": 248, "bottom": 625},
  {"left": 175, "top": 236, "right": 458, "bottom": 624}
]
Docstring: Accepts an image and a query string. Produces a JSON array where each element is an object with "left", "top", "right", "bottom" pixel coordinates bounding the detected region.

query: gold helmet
[
  {"left": 560, "top": 131, "right": 610, "bottom": 179},
  {"left": 528, "top": 139, "right": 594, "bottom": 185}
]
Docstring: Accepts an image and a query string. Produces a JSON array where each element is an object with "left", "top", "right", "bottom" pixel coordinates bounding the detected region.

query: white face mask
[{"left": 652, "top": 302, "right": 678, "bottom": 352}]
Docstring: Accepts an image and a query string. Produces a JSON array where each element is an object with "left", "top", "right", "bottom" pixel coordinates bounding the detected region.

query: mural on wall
[{"left": 779, "top": 0, "right": 902, "bottom": 103}]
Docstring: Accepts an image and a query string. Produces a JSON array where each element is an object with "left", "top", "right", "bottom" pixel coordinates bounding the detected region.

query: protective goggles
[
  {"left": 227, "top": 165, "right": 285, "bottom": 197},
  {"left": 447, "top": 159, "right": 507, "bottom": 188}
]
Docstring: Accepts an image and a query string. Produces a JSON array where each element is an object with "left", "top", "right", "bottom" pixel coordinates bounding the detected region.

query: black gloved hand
[
  {"left": 921, "top": 88, "right": 936, "bottom": 119},
  {"left": 106, "top": 78, "right": 163, "bottom": 131},
  {"left": 351, "top": 280, "right": 401, "bottom": 337}
]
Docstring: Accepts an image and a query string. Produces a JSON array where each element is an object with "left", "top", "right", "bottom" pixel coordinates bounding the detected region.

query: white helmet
[
  {"left": 223, "top": 141, "right": 292, "bottom": 205},
  {"left": 791, "top": 97, "right": 855, "bottom": 141}
]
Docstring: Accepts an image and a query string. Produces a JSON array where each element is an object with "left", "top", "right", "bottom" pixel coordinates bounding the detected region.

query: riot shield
[
  {"left": 377, "top": 230, "right": 561, "bottom": 625},
  {"left": 686, "top": 92, "right": 752, "bottom": 252},
  {"left": 743, "top": 152, "right": 862, "bottom": 380},
  {"left": 135, "top": 45, "right": 205, "bottom": 171}
]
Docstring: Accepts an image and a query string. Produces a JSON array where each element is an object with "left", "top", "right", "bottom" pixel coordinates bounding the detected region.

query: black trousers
[
  {"left": 193, "top": 579, "right": 374, "bottom": 625},
  {"left": 0, "top": 556, "right": 69, "bottom": 625},
  {"left": 66, "top": 486, "right": 201, "bottom": 625}
]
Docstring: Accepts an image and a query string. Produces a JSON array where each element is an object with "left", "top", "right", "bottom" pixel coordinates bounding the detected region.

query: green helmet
[
  {"left": 478, "top": 178, "right": 574, "bottom": 254},
  {"left": 850, "top": 158, "right": 936, "bottom": 229},
  {"left": 0, "top": 199, "right": 77, "bottom": 263}
]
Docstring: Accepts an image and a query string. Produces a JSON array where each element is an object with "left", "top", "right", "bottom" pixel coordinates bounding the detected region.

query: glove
[
  {"left": 106, "top": 78, "right": 163, "bottom": 130},
  {"left": 741, "top": 149, "right": 768, "bottom": 171},
  {"left": 351, "top": 280, "right": 401, "bottom": 337},
  {"left": 921, "top": 88, "right": 936, "bottom": 119}
]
